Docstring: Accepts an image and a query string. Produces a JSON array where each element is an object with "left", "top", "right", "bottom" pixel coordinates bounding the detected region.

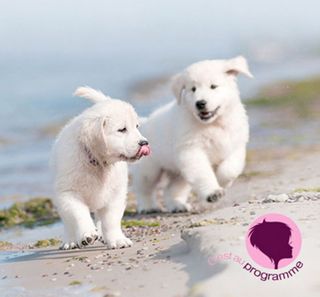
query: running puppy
[
  {"left": 51, "top": 87, "right": 150, "bottom": 249},
  {"left": 132, "top": 56, "right": 252, "bottom": 213}
]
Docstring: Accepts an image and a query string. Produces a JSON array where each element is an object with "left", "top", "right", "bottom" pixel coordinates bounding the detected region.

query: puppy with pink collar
[{"left": 51, "top": 87, "right": 150, "bottom": 250}]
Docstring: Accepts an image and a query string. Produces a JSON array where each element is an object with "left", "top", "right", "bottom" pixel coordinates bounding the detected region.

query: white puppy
[
  {"left": 132, "top": 56, "right": 252, "bottom": 213},
  {"left": 51, "top": 87, "right": 150, "bottom": 249}
]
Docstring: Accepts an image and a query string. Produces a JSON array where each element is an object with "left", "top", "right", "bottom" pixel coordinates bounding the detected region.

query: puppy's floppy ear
[
  {"left": 171, "top": 73, "right": 186, "bottom": 104},
  {"left": 78, "top": 116, "right": 108, "bottom": 164},
  {"left": 225, "top": 56, "right": 253, "bottom": 78}
]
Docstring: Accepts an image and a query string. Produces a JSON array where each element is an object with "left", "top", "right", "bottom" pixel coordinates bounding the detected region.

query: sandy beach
[{"left": 1, "top": 137, "right": 319, "bottom": 297}]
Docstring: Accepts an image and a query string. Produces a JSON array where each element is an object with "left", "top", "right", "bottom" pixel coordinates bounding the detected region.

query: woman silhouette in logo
[{"left": 248, "top": 219, "right": 293, "bottom": 269}]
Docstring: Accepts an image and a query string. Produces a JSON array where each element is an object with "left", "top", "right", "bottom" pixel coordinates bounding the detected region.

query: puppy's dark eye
[
  {"left": 191, "top": 86, "right": 196, "bottom": 92},
  {"left": 118, "top": 127, "right": 127, "bottom": 133},
  {"left": 210, "top": 84, "right": 217, "bottom": 90},
  {"left": 136, "top": 124, "right": 139, "bottom": 128}
]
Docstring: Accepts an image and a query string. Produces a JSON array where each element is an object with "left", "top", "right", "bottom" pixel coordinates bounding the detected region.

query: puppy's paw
[
  {"left": 167, "top": 201, "right": 191, "bottom": 213},
  {"left": 76, "top": 230, "right": 99, "bottom": 248},
  {"left": 60, "top": 242, "right": 78, "bottom": 250},
  {"left": 103, "top": 235, "right": 133, "bottom": 249},
  {"left": 206, "top": 189, "right": 225, "bottom": 203}
]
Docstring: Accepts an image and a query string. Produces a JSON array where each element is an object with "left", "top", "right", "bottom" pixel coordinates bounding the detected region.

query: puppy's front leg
[
  {"left": 216, "top": 147, "right": 246, "bottom": 188},
  {"left": 55, "top": 191, "right": 99, "bottom": 250},
  {"left": 177, "top": 148, "right": 224, "bottom": 203},
  {"left": 97, "top": 194, "right": 132, "bottom": 249}
]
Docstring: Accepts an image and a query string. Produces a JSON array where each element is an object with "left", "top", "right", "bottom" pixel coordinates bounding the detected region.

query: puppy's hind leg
[
  {"left": 55, "top": 191, "right": 98, "bottom": 250},
  {"left": 133, "top": 161, "right": 162, "bottom": 213},
  {"left": 164, "top": 175, "right": 192, "bottom": 213}
]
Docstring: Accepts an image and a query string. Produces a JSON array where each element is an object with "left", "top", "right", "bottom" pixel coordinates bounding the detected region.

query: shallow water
[
  {"left": 0, "top": 250, "right": 35, "bottom": 263},
  {"left": 0, "top": 0, "right": 320, "bottom": 201},
  {"left": 0, "top": 222, "right": 63, "bottom": 245}
]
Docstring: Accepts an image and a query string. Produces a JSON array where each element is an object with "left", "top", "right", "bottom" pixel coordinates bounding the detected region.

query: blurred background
[{"left": 1, "top": 0, "right": 320, "bottom": 205}]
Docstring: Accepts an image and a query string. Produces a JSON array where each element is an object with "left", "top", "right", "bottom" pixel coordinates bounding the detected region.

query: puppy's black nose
[
  {"left": 139, "top": 140, "right": 149, "bottom": 146},
  {"left": 195, "top": 100, "right": 207, "bottom": 110}
]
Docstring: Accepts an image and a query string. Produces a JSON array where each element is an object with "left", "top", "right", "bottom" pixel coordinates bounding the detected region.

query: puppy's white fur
[
  {"left": 132, "top": 56, "right": 252, "bottom": 212},
  {"left": 51, "top": 87, "right": 147, "bottom": 249}
]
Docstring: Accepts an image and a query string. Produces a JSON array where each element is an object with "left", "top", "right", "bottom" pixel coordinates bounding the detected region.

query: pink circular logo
[{"left": 246, "top": 213, "right": 302, "bottom": 270}]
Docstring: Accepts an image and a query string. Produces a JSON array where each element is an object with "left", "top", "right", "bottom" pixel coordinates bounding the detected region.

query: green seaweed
[
  {"left": 121, "top": 220, "right": 160, "bottom": 228},
  {"left": 294, "top": 187, "right": 320, "bottom": 193},
  {"left": 240, "top": 170, "right": 274, "bottom": 179},
  {"left": 69, "top": 280, "right": 82, "bottom": 286},
  {"left": 123, "top": 208, "right": 136, "bottom": 216},
  {"left": 189, "top": 217, "right": 239, "bottom": 228},
  {"left": 0, "top": 197, "right": 59, "bottom": 229},
  {"left": 240, "top": 171, "right": 263, "bottom": 179},
  {"left": 0, "top": 197, "right": 160, "bottom": 230},
  {"left": 34, "top": 238, "right": 61, "bottom": 248},
  {"left": 72, "top": 256, "right": 89, "bottom": 262},
  {"left": 247, "top": 77, "right": 320, "bottom": 117}
]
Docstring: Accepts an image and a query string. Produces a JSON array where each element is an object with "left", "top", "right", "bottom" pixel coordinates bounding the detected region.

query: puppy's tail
[{"left": 73, "top": 86, "right": 111, "bottom": 103}]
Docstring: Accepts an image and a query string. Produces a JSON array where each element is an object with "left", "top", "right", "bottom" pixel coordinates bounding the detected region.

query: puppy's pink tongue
[{"left": 138, "top": 145, "right": 151, "bottom": 157}]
